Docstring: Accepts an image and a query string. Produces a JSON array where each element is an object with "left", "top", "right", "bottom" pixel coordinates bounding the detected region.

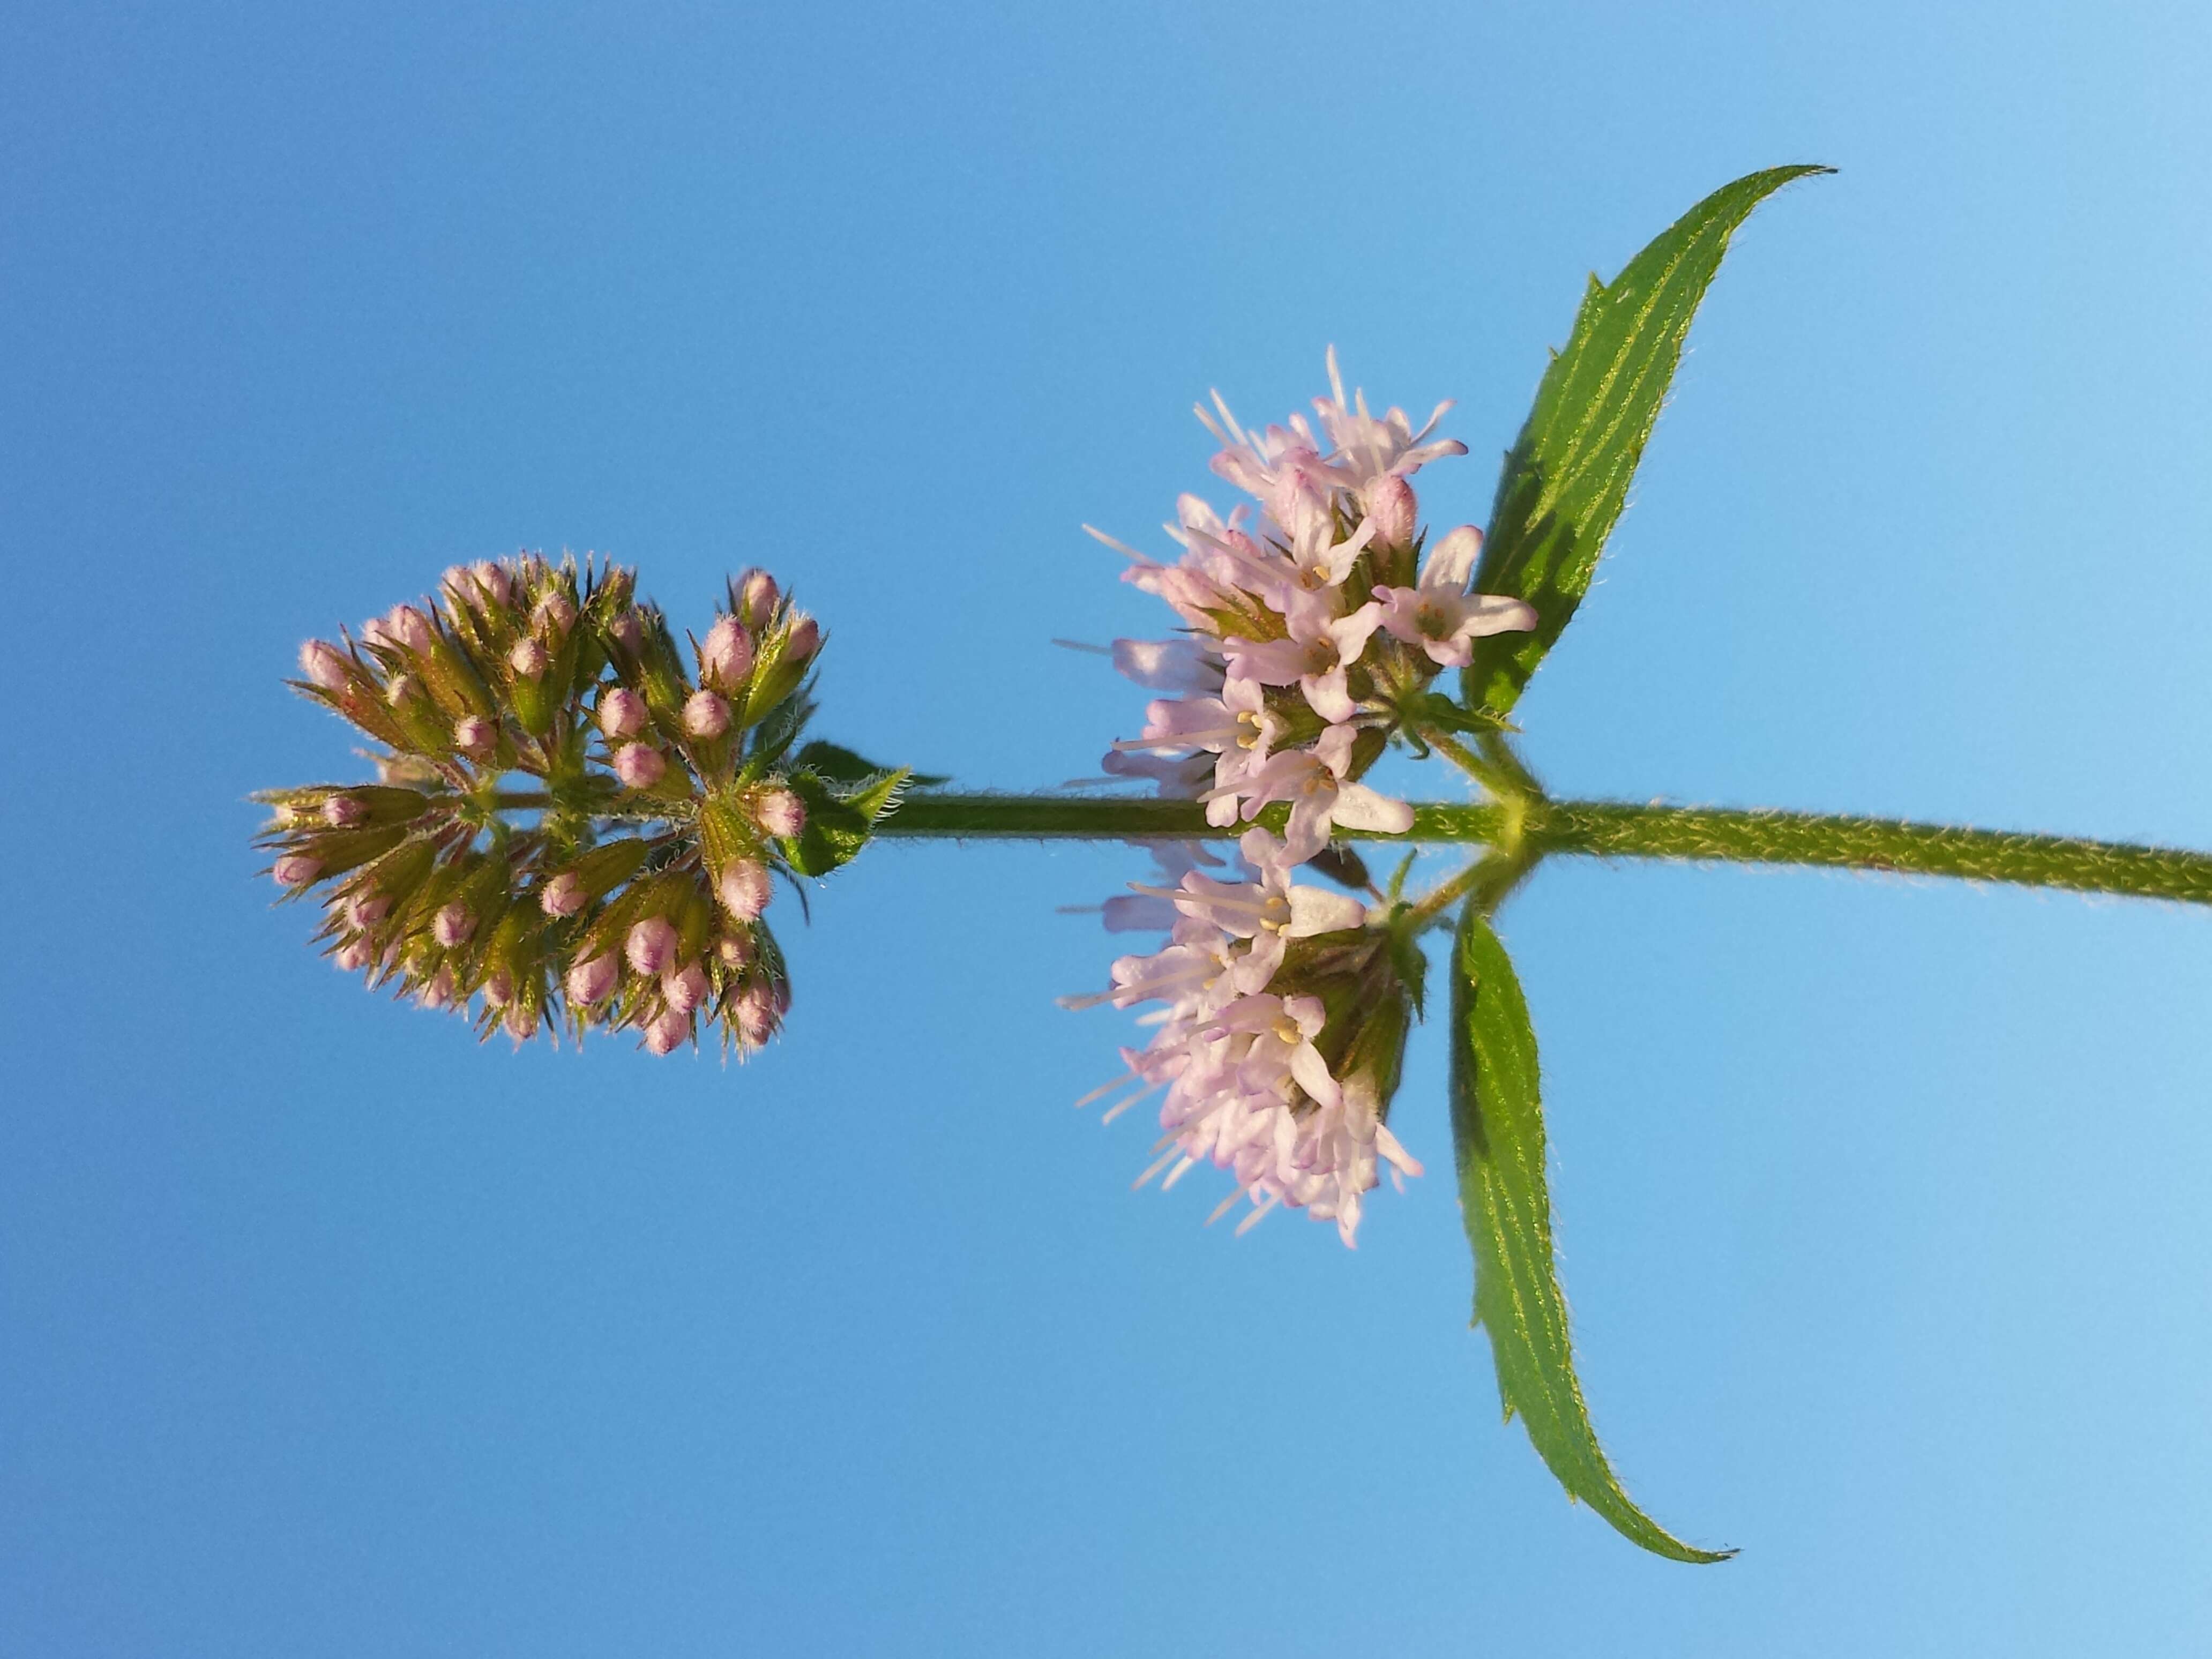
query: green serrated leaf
[
  {"left": 1463, "top": 165, "right": 1830, "bottom": 719},
  {"left": 792, "top": 739, "right": 948, "bottom": 789},
  {"left": 780, "top": 766, "right": 911, "bottom": 878},
  {"left": 1449, "top": 906, "right": 1731, "bottom": 1564}
]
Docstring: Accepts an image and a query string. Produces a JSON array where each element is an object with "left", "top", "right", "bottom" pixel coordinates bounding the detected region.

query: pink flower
[
  {"left": 644, "top": 1007, "right": 691, "bottom": 1055},
  {"left": 598, "top": 687, "right": 647, "bottom": 739},
  {"left": 503, "top": 1003, "right": 540, "bottom": 1041},
  {"left": 322, "top": 795, "right": 367, "bottom": 828},
  {"left": 1223, "top": 723, "right": 1413, "bottom": 861},
  {"left": 613, "top": 743, "right": 667, "bottom": 789},
  {"left": 1193, "top": 391, "right": 1327, "bottom": 502},
  {"left": 717, "top": 860, "right": 772, "bottom": 920},
  {"left": 540, "top": 872, "right": 587, "bottom": 917},
  {"left": 1310, "top": 347, "right": 1469, "bottom": 492},
  {"left": 470, "top": 560, "right": 511, "bottom": 606},
  {"left": 432, "top": 902, "right": 475, "bottom": 947},
  {"left": 701, "top": 617, "right": 753, "bottom": 687},
  {"left": 1215, "top": 992, "right": 1341, "bottom": 1111},
  {"left": 532, "top": 592, "right": 576, "bottom": 634},
  {"left": 683, "top": 690, "right": 730, "bottom": 738},
  {"left": 346, "top": 892, "right": 391, "bottom": 929},
  {"left": 272, "top": 854, "right": 322, "bottom": 887},
  {"left": 298, "top": 640, "right": 350, "bottom": 690},
  {"left": 1372, "top": 525, "right": 1539, "bottom": 668},
  {"left": 483, "top": 970, "right": 514, "bottom": 1008},
  {"left": 565, "top": 953, "right": 620, "bottom": 1005},
  {"left": 418, "top": 967, "right": 457, "bottom": 1010},
  {"left": 1137, "top": 828, "right": 1366, "bottom": 993},
  {"left": 662, "top": 960, "right": 708, "bottom": 1015},
  {"left": 754, "top": 788, "right": 806, "bottom": 838},
  {"left": 508, "top": 638, "right": 549, "bottom": 678},
  {"left": 716, "top": 932, "right": 753, "bottom": 969},
  {"left": 1222, "top": 601, "right": 1384, "bottom": 726},
  {"left": 334, "top": 938, "right": 374, "bottom": 973},
  {"left": 784, "top": 617, "right": 820, "bottom": 662},
  {"left": 1118, "top": 675, "right": 1285, "bottom": 826},
  {"left": 625, "top": 916, "right": 678, "bottom": 976}
]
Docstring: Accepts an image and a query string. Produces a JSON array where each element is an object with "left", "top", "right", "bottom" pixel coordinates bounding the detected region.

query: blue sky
[{"left": 5, "top": 1, "right": 2211, "bottom": 1651}]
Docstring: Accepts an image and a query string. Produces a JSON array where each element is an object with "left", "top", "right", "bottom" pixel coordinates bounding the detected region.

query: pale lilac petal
[
  {"left": 1423, "top": 525, "right": 1485, "bottom": 589},
  {"left": 1329, "top": 782, "right": 1414, "bottom": 835},
  {"left": 1284, "top": 886, "right": 1365, "bottom": 937}
]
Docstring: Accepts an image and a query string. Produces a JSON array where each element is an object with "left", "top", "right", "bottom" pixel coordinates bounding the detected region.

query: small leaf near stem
[{"left": 1450, "top": 906, "right": 1733, "bottom": 1563}]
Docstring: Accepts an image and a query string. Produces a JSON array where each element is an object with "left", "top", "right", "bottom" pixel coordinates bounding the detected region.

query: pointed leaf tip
[
  {"left": 1448, "top": 905, "right": 1732, "bottom": 1563},
  {"left": 1463, "top": 164, "right": 1829, "bottom": 720}
]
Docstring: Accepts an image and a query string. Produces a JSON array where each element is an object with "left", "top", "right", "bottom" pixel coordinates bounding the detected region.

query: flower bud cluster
[
  {"left": 261, "top": 555, "right": 821, "bottom": 1056},
  {"left": 1074, "top": 354, "right": 1528, "bottom": 1242}
]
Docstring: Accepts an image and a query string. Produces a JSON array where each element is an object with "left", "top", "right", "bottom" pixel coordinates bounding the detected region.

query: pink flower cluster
[
  {"left": 1072, "top": 834, "right": 1423, "bottom": 1246},
  {"left": 1092, "top": 348, "right": 1535, "bottom": 854},
  {"left": 1073, "top": 354, "right": 1534, "bottom": 1244}
]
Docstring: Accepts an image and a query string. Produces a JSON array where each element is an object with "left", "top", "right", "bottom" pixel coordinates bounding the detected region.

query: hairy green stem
[
  {"left": 1531, "top": 801, "right": 2212, "bottom": 905},
  {"left": 863, "top": 793, "right": 2212, "bottom": 907}
]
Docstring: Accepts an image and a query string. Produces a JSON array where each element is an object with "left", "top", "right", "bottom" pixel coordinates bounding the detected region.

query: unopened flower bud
[
  {"left": 346, "top": 892, "right": 392, "bottom": 929},
  {"left": 1367, "top": 473, "right": 1417, "bottom": 547},
  {"left": 272, "top": 854, "right": 322, "bottom": 887},
  {"left": 565, "top": 952, "right": 620, "bottom": 1005},
  {"left": 334, "top": 938, "right": 374, "bottom": 972},
  {"left": 433, "top": 901, "right": 475, "bottom": 947},
  {"left": 717, "top": 860, "right": 772, "bottom": 920},
  {"left": 614, "top": 743, "right": 667, "bottom": 789},
  {"left": 737, "top": 569, "right": 779, "bottom": 626},
  {"left": 683, "top": 690, "right": 730, "bottom": 738},
  {"left": 471, "top": 560, "right": 510, "bottom": 606},
  {"left": 419, "top": 966, "right": 457, "bottom": 1010},
  {"left": 734, "top": 981, "right": 779, "bottom": 1043},
  {"left": 701, "top": 616, "right": 753, "bottom": 687},
  {"left": 611, "top": 611, "right": 644, "bottom": 653},
  {"left": 387, "top": 604, "right": 434, "bottom": 653},
  {"left": 503, "top": 1003, "right": 539, "bottom": 1041},
  {"left": 299, "top": 640, "right": 350, "bottom": 690},
  {"left": 385, "top": 672, "right": 421, "bottom": 708},
  {"left": 453, "top": 715, "right": 497, "bottom": 758},
  {"left": 643, "top": 1007, "right": 690, "bottom": 1056},
  {"left": 662, "top": 960, "right": 708, "bottom": 1015},
  {"left": 322, "top": 794, "right": 367, "bottom": 828},
  {"left": 625, "top": 915, "right": 678, "bottom": 976},
  {"left": 508, "top": 638, "right": 549, "bottom": 679},
  {"left": 483, "top": 969, "right": 514, "bottom": 1008},
  {"left": 783, "top": 617, "right": 819, "bottom": 662},
  {"left": 716, "top": 932, "right": 753, "bottom": 969},
  {"left": 754, "top": 787, "right": 806, "bottom": 839},
  {"left": 532, "top": 592, "right": 575, "bottom": 634},
  {"left": 599, "top": 687, "right": 647, "bottom": 739},
  {"left": 540, "top": 871, "right": 587, "bottom": 917}
]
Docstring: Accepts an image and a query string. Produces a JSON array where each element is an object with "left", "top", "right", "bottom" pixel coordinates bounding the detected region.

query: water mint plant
[{"left": 260, "top": 164, "right": 2212, "bottom": 1564}]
